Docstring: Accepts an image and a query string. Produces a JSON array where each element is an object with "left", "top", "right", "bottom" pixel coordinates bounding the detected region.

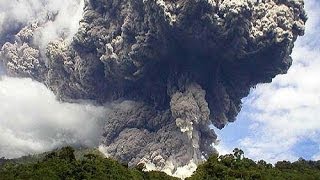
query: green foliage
[
  {"left": 187, "top": 148, "right": 320, "bottom": 180},
  {"left": 0, "top": 147, "right": 178, "bottom": 180},
  {"left": 1, "top": 147, "right": 320, "bottom": 180}
]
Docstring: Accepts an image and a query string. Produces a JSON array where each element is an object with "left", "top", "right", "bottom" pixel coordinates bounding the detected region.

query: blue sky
[{"left": 216, "top": 0, "right": 320, "bottom": 163}]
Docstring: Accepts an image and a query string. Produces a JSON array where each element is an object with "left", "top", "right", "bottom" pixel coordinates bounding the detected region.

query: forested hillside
[
  {"left": 187, "top": 148, "right": 320, "bottom": 179},
  {"left": 1, "top": 147, "right": 320, "bottom": 180},
  {"left": 0, "top": 147, "right": 177, "bottom": 180}
]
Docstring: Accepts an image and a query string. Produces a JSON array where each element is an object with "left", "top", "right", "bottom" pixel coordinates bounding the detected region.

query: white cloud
[
  {"left": 215, "top": 141, "right": 233, "bottom": 156},
  {"left": 0, "top": 76, "right": 107, "bottom": 159}
]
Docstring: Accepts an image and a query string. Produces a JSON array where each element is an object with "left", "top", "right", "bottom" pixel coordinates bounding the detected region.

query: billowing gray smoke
[{"left": 0, "top": 0, "right": 306, "bottom": 175}]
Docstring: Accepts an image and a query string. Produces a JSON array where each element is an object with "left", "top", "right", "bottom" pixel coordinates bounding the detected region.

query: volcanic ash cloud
[{"left": 0, "top": 0, "right": 307, "bottom": 176}]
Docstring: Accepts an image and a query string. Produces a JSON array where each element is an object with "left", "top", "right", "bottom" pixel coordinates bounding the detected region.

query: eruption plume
[{"left": 0, "top": 0, "right": 306, "bottom": 176}]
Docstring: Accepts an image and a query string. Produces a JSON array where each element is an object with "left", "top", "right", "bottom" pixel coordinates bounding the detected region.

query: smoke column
[{"left": 0, "top": 0, "right": 306, "bottom": 178}]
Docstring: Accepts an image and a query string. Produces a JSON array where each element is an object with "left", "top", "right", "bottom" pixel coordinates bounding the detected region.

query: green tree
[{"left": 233, "top": 148, "right": 244, "bottom": 160}]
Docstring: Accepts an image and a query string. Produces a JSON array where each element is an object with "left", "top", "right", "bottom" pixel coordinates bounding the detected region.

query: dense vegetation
[
  {"left": 0, "top": 147, "right": 177, "bottom": 180},
  {"left": 1, "top": 147, "right": 320, "bottom": 180},
  {"left": 187, "top": 148, "right": 320, "bottom": 180}
]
